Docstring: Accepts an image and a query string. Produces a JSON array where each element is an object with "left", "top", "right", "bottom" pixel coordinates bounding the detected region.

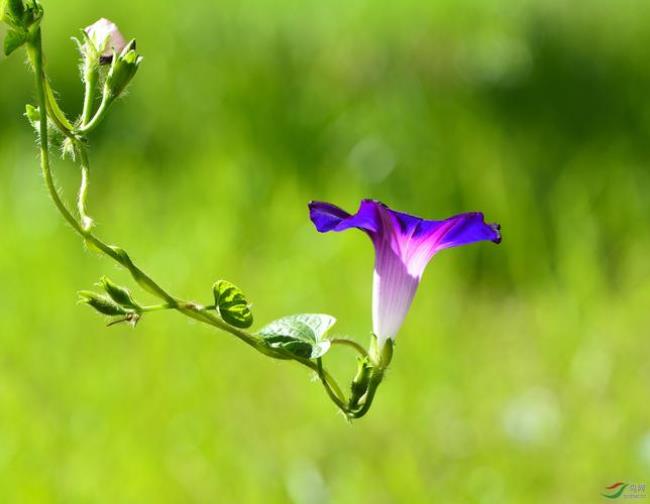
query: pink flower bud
[{"left": 84, "top": 18, "right": 128, "bottom": 63}]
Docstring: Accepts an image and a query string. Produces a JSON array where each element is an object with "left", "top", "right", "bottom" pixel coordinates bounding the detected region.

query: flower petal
[
  {"left": 421, "top": 212, "right": 502, "bottom": 250},
  {"left": 309, "top": 200, "right": 382, "bottom": 237},
  {"left": 310, "top": 200, "right": 500, "bottom": 274},
  {"left": 308, "top": 199, "right": 501, "bottom": 344},
  {"left": 308, "top": 201, "right": 352, "bottom": 232},
  {"left": 372, "top": 243, "right": 419, "bottom": 345},
  {"left": 85, "top": 18, "right": 128, "bottom": 62},
  {"left": 402, "top": 211, "right": 501, "bottom": 276}
]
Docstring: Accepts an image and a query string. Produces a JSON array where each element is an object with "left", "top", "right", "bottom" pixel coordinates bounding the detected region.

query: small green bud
[
  {"left": 104, "top": 40, "right": 142, "bottom": 99},
  {"left": 24, "top": 104, "right": 63, "bottom": 142},
  {"left": 24, "top": 103, "right": 40, "bottom": 124},
  {"left": 78, "top": 290, "right": 129, "bottom": 316},
  {"left": 99, "top": 276, "right": 139, "bottom": 309},
  {"left": 349, "top": 357, "right": 372, "bottom": 409}
]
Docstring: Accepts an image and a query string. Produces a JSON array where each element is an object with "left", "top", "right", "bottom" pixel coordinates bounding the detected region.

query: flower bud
[
  {"left": 83, "top": 17, "right": 127, "bottom": 64},
  {"left": 99, "top": 276, "right": 139, "bottom": 309},
  {"left": 78, "top": 290, "right": 130, "bottom": 316},
  {"left": 349, "top": 357, "right": 372, "bottom": 409},
  {"left": 24, "top": 103, "right": 60, "bottom": 137},
  {"left": 104, "top": 40, "right": 142, "bottom": 99},
  {"left": 24, "top": 103, "right": 40, "bottom": 124}
]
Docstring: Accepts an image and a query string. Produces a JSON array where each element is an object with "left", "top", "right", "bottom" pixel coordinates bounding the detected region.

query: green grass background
[{"left": 1, "top": 0, "right": 650, "bottom": 502}]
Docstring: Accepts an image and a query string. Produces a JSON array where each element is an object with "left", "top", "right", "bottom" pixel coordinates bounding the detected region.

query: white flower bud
[{"left": 84, "top": 18, "right": 128, "bottom": 63}]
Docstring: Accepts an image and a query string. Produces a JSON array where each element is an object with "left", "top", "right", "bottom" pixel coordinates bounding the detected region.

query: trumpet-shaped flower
[{"left": 309, "top": 200, "right": 501, "bottom": 347}]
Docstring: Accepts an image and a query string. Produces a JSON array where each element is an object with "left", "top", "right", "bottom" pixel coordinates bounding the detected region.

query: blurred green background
[{"left": 2, "top": 0, "right": 650, "bottom": 502}]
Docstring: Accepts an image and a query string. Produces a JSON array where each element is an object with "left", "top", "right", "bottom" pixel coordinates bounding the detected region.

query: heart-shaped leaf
[
  {"left": 257, "top": 313, "right": 335, "bottom": 359},
  {"left": 213, "top": 280, "right": 253, "bottom": 328}
]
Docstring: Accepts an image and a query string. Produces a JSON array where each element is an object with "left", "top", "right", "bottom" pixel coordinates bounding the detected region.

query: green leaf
[
  {"left": 4, "top": 28, "right": 26, "bottom": 56},
  {"left": 9, "top": 0, "right": 25, "bottom": 18},
  {"left": 1, "top": 0, "right": 24, "bottom": 25},
  {"left": 213, "top": 280, "right": 253, "bottom": 328},
  {"left": 257, "top": 313, "right": 335, "bottom": 359}
]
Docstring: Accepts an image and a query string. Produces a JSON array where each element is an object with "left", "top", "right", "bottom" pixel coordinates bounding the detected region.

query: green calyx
[
  {"left": 78, "top": 290, "right": 131, "bottom": 317},
  {"left": 104, "top": 40, "right": 142, "bottom": 100},
  {"left": 349, "top": 357, "right": 372, "bottom": 410},
  {"left": 75, "top": 29, "right": 101, "bottom": 73},
  {"left": 99, "top": 276, "right": 139, "bottom": 310},
  {"left": 369, "top": 334, "right": 394, "bottom": 369}
]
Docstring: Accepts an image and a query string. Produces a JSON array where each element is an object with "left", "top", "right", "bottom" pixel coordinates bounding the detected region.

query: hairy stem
[
  {"left": 80, "top": 68, "right": 97, "bottom": 126},
  {"left": 348, "top": 371, "right": 383, "bottom": 419},
  {"left": 139, "top": 303, "right": 174, "bottom": 313},
  {"left": 28, "top": 29, "right": 244, "bottom": 341},
  {"left": 316, "top": 357, "right": 348, "bottom": 412},
  {"left": 28, "top": 32, "right": 84, "bottom": 237},
  {"left": 77, "top": 92, "right": 110, "bottom": 135},
  {"left": 44, "top": 80, "right": 75, "bottom": 138},
  {"left": 76, "top": 144, "right": 93, "bottom": 230},
  {"left": 27, "top": 25, "right": 358, "bottom": 418}
]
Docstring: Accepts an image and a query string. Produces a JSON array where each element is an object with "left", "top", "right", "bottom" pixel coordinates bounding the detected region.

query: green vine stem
[
  {"left": 44, "top": 80, "right": 75, "bottom": 137},
  {"left": 76, "top": 93, "right": 110, "bottom": 134},
  {"left": 331, "top": 338, "right": 370, "bottom": 358},
  {"left": 80, "top": 67, "right": 97, "bottom": 126},
  {"left": 20, "top": 17, "right": 383, "bottom": 420},
  {"left": 75, "top": 143, "right": 93, "bottom": 230}
]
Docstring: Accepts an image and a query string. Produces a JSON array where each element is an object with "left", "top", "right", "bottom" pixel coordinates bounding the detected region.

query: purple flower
[{"left": 309, "top": 200, "right": 501, "bottom": 347}]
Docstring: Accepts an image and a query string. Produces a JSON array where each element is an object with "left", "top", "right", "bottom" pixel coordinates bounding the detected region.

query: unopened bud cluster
[
  {"left": 66, "top": 16, "right": 143, "bottom": 132},
  {"left": 78, "top": 18, "right": 142, "bottom": 103},
  {"left": 80, "top": 277, "right": 141, "bottom": 326}
]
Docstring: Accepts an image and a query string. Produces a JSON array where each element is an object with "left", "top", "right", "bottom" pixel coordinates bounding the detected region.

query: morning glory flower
[{"left": 309, "top": 200, "right": 501, "bottom": 347}]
